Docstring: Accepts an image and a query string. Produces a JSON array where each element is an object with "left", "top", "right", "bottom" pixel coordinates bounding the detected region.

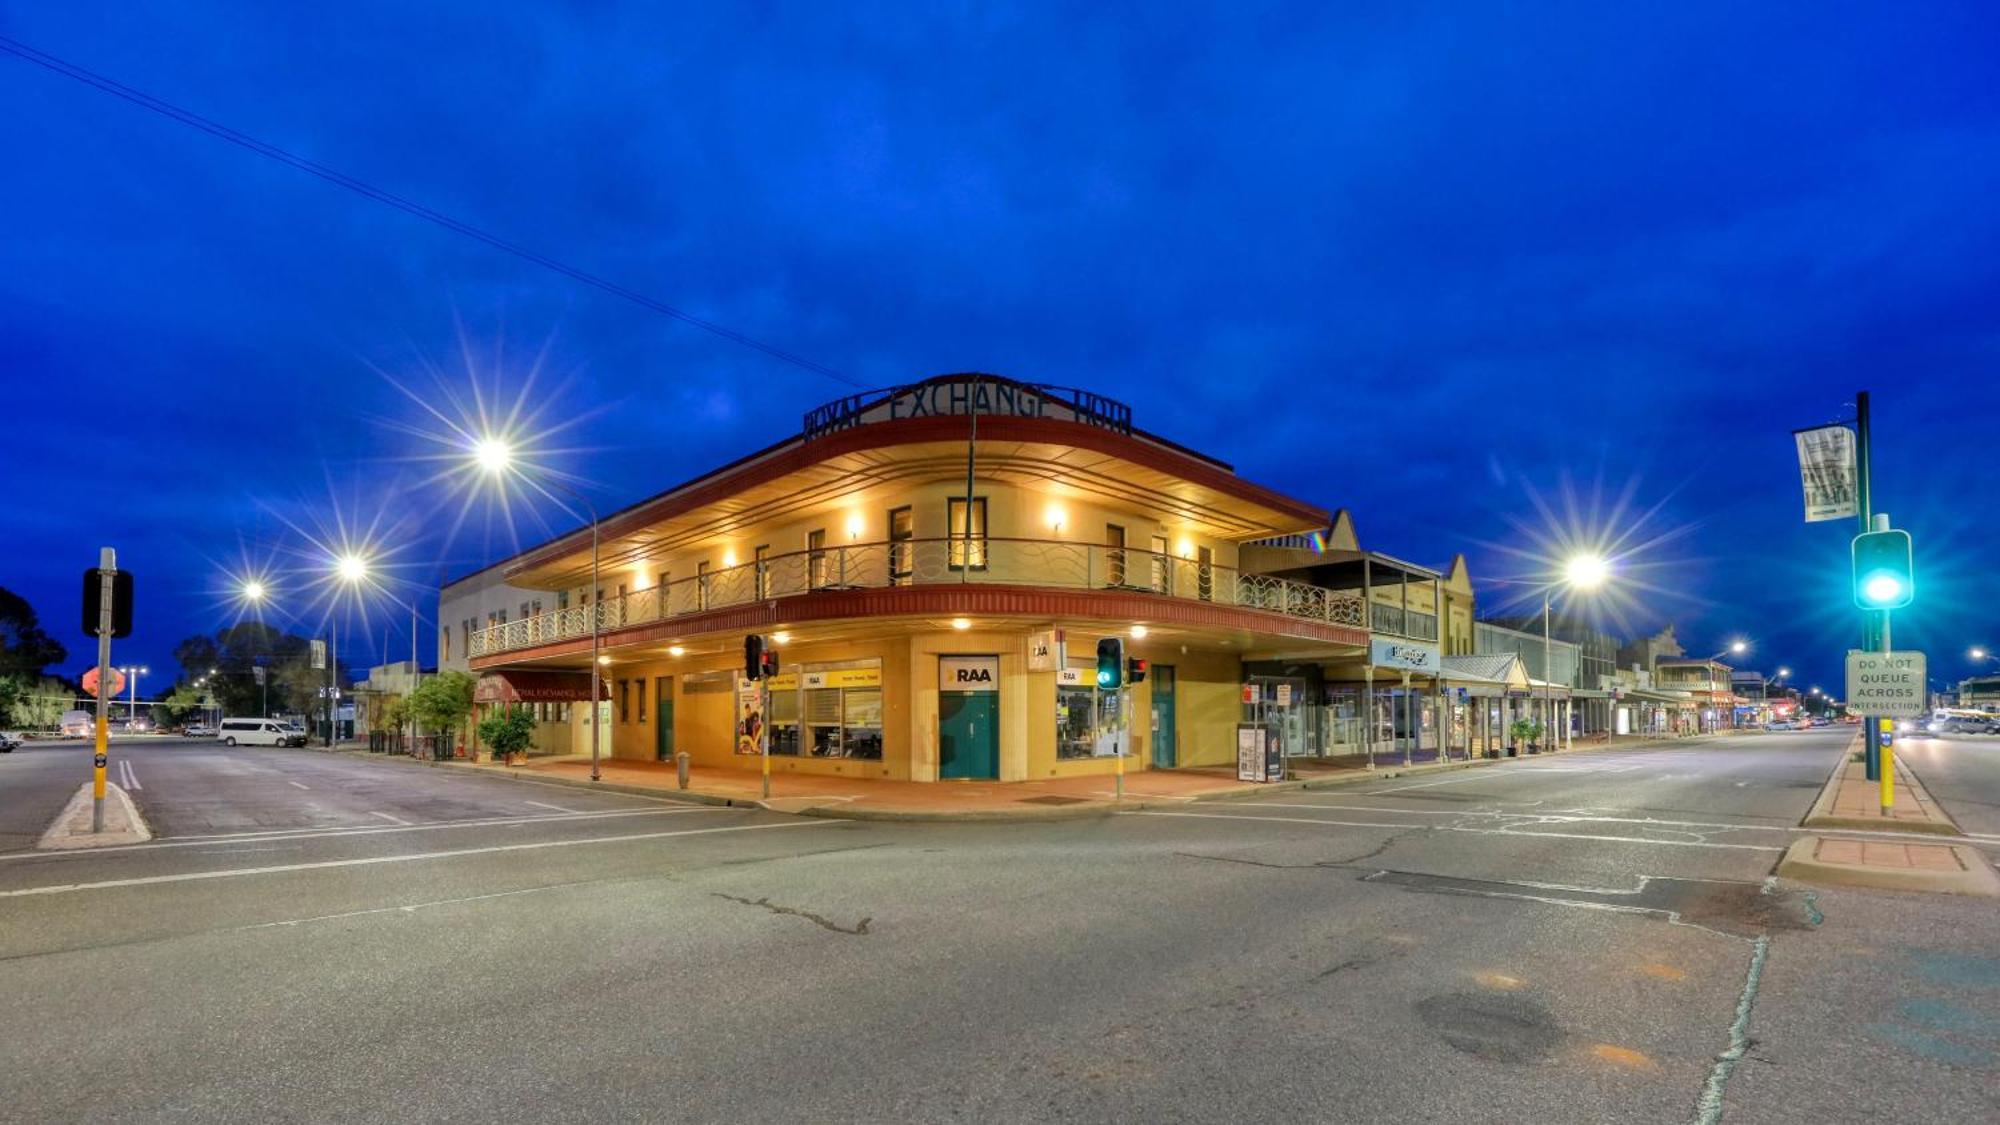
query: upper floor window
[
  {"left": 807, "top": 529, "right": 828, "bottom": 589},
  {"left": 698, "top": 561, "right": 712, "bottom": 609},
  {"left": 947, "top": 497, "right": 987, "bottom": 571},
  {"left": 1150, "top": 535, "right": 1171, "bottom": 594},
  {"left": 754, "top": 545, "right": 771, "bottom": 598},
  {"left": 888, "top": 507, "right": 914, "bottom": 585},
  {"left": 1105, "top": 524, "right": 1126, "bottom": 586},
  {"left": 558, "top": 590, "right": 570, "bottom": 610},
  {"left": 1196, "top": 545, "right": 1214, "bottom": 602}
]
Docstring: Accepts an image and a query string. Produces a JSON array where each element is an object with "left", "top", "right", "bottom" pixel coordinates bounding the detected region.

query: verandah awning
[{"left": 474, "top": 670, "right": 611, "bottom": 705}]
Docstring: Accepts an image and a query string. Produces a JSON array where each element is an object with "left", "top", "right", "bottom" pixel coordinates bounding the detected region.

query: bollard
[{"left": 676, "top": 750, "right": 691, "bottom": 790}]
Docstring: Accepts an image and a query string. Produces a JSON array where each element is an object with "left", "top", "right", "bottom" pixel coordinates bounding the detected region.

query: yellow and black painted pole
[
  {"left": 1879, "top": 717, "right": 1895, "bottom": 817},
  {"left": 91, "top": 547, "right": 116, "bottom": 833}
]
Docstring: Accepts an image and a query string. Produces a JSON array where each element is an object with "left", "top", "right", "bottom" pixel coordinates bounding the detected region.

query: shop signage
[
  {"left": 1844, "top": 650, "right": 1926, "bottom": 717},
  {"left": 767, "top": 666, "right": 882, "bottom": 691},
  {"left": 803, "top": 378, "right": 1132, "bottom": 441},
  {"left": 1275, "top": 684, "right": 1293, "bottom": 707},
  {"left": 1370, "top": 638, "right": 1440, "bottom": 671},
  {"left": 1058, "top": 667, "right": 1087, "bottom": 686},
  {"left": 1240, "top": 683, "right": 1257, "bottom": 705},
  {"left": 939, "top": 655, "right": 1000, "bottom": 692},
  {"left": 1027, "top": 629, "right": 1066, "bottom": 672},
  {"left": 1793, "top": 423, "right": 1859, "bottom": 523}
]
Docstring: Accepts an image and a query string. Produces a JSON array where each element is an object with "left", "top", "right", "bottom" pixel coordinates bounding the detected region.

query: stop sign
[{"left": 82, "top": 666, "right": 126, "bottom": 698}]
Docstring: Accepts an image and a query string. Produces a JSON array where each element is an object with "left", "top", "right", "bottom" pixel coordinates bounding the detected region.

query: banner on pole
[
  {"left": 310, "top": 639, "right": 327, "bottom": 670},
  {"left": 1793, "top": 424, "right": 1858, "bottom": 522}
]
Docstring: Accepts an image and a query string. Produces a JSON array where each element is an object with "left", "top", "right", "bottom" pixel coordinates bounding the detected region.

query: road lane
[{"left": 1894, "top": 734, "right": 2000, "bottom": 838}]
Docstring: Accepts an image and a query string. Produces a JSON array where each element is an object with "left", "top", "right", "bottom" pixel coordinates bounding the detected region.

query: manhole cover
[{"left": 1018, "top": 795, "right": 1091, "bottom": 806}]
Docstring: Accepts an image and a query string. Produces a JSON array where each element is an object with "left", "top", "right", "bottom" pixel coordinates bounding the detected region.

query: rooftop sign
[{"left": 804, "top": 376, "right": 1132, "bottom": 441}]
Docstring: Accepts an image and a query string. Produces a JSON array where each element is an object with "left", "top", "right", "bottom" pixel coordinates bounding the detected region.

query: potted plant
[
  {"left": 478, "top": 703, "right": 536, "bottom": 766},
  {"left": 407, "top": 670, "right": 476, "bottom": 760},
  {"left": 1508, "top": 718, "right": 1542, "bottom": 756}
]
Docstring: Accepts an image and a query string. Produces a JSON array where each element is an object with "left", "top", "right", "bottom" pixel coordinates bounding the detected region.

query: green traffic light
[{"left": 1851, "top": 529, "right": 1914, "bottom": 610}]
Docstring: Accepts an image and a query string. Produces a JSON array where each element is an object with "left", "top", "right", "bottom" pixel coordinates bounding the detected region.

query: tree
[
  {"left": 408, "top": 670, "right": 475, "bottom": 743},
  {"left": 15, "top": 678, "right": 72, "bottom": 730},
  {"left": 477, "top": 704, "right": 536, "bottom": 758},
  {"left": 0, "top": 587, "right": 66, "bottom": 681}
]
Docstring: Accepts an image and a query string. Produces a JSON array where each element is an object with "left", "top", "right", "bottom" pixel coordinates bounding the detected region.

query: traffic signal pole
[
  {"left": 91, "top": 547, "right": 115, "bottom": 833},
  {"left": 1856, "top": 391, "right": 1883, "bottom": 782}
]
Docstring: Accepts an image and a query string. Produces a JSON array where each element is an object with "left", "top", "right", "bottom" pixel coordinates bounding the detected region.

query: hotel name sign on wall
[{"left": 804, "top": 377, "right": 1132, "bottom": 441}]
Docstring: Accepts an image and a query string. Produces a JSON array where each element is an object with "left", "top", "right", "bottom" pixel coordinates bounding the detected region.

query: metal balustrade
[{"left": 466, "top": 537, "right": 1380, "bottom": 658}]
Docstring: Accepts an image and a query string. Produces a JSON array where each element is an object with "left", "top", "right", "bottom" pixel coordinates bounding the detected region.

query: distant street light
[
  {"left": 474, "top": 436, "right": 604, "bottom": 782},
  {"left": 1971, "top": 646, "right": 1992, "bottom": 663},
  {"left": 242, "top": 580, "right": 266, "bottom": 603},
  {"left": 117, "top": 665, "right": 148, "bottom": 727}
]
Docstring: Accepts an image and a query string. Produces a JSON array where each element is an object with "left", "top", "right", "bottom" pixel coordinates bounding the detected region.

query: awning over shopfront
[
  {"left": 474, "top": 670, "right": 611, "bottom": 705},
  {"left": 1440, "top": 654, "right": 1531, "bottom": 697},
  {"left": 1619, "top": 687, "right": 1694, "bottom": 706}
]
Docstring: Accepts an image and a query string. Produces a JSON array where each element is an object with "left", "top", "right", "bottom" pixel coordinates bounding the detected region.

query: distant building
[
  {"left": 1655, "top": 658, "right": 1736, "bottom": 732},
  {"left": 1617, "top": 625, "right": 1685, "bottom": 672},
  {"left": 1960, "top": 675, "right": 2000, "bottom": 710}
]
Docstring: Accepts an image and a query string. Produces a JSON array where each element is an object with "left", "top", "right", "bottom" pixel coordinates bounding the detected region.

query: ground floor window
[
  {"left": 1057, "top": 667, "right": 1126, "bottom": 758},
  {"left": 767, "top": 661, "right": 884, "bottom": 760}
]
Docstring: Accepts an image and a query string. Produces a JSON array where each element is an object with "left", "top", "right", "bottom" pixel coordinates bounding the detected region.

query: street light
[
  {"left": 117, "top": 665, "right": 148, "bottom": 728},
  {"left": 1542, "top": 553, "right": 1609, "bottom": 753},
  {"left": 475, "top": 436, "right": 605, "bottom": 782}
]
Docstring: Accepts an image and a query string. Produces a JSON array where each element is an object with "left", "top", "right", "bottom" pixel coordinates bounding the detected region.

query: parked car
[
  {"left": 0, "top": 732, "right": 19, "bottom": 753},
  {"left": 1764, "top": 720, "right": 1797, "bottom": 731},
  {"left": 181, "top": 723, "right": 214, "bottom": 738},
  {"left": 217, "top": 718, "right": 309, "bottom": 748}
]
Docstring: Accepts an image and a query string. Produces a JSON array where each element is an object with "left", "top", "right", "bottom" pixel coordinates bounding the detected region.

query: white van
[{"left": 218, "top": 718, "right": 309, "bottom": 747}]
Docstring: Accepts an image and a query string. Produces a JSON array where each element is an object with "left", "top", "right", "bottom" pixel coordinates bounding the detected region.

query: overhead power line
[{"left": 0, "top": 34, "right": 860, "bottom": 388}]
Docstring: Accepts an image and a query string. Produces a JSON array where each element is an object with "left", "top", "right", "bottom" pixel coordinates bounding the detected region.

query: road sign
[
  {"left": 1844, "top": 650, "right": 1927, "bottom": 717},
  {"left": 310, "top": 639, "right": 327, "bottom": 670},
  {"left": 81, "top": 666, "right": 125, "bottom": 699},
  {"left": 81, "top": 567, "right": 134, "bottom": 637},
  {"left": 253, "top": 665, "right": 267, "bottom": 686}
]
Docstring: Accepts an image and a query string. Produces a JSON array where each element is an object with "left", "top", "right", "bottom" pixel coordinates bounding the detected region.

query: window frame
[{"left": 946, "top": 496, "right": 988, "bottom": 572}]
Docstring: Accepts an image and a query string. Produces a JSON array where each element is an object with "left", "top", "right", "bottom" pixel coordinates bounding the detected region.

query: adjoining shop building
[{"left": 440, "top": 373, "right": 1393, "bottom": 783}]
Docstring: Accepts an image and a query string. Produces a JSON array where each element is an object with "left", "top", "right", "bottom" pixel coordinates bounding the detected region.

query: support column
[
  {"left": 1401, "top": 670, "right": 1413, "bottom": 767},
  {"left": 1362, "top": 667, "right": 1375, "bottom": 769}
]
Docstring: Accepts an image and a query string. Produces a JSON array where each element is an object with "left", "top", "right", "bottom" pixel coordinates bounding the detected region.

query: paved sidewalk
[{"left": 347, "top": 731, "right": 1692, "bottom": 821}]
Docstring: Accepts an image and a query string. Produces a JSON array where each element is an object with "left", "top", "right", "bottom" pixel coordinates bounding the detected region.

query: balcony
[
  {"left": 1368, "top": 601, "right": 1439, "bottom": 643},
  {"left": 468, "top": 537, "right": 1369, "bottom": 659}
]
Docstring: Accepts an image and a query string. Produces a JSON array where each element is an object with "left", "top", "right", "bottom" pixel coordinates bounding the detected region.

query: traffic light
[
  {"left": 744, "top": 634, "right": 766, "bottom": 680},
  {"left": 1851, "top": 529, "right": 1914, "bottom": 610},
  {"left": 1126, "top": 657, "right": 1148, "bottom": 684},
  {"left": 82, "top": 568, "right": 134, "bottom": 638},
  {"left": 1096, "top": 637, "right": 1124, "bottom": 689}
]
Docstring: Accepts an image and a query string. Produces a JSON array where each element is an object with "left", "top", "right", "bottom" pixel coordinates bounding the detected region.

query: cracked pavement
[{"left": 1, "top": 730, "right": 1996, "bottom": 1122}]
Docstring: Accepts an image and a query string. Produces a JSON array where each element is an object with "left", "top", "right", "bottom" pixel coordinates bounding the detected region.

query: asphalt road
[
  {"left": 2, "top": 732, "right": 1996, "bottom": 1123},
  {"left": 1896, "top": 731, "right": 2000, "bottom": 838}
]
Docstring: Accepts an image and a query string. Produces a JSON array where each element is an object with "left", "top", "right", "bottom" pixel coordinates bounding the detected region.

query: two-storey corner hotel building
[{"left": 439, "top": 373, "right": 1419, "bottom": 783}]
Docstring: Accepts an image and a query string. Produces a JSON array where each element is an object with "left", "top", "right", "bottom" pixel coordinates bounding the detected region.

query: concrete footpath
[{"left": 319, "top": 732, "right": 1718, "bottom": 823}]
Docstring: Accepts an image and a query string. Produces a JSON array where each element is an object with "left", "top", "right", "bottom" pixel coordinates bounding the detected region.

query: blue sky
[{"left": 3, "top": 2, "right": 1997, "bottom": 694}]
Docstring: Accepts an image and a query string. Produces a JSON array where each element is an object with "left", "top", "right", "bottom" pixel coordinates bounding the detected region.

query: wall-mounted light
[
  {"left": 668, "top": 645, "right": 685, "bottom": 657},
  {"left": 1177, "top": 538, "right": 1195, "bottom": 559},
  {"left": 950, "top": 617, "right": 972, "bottom": 631},
  {"left": 771, "top": 630, "right": 791, "bottom": 644},
  {"left": 1131, "top": 625, "right": 1149, "bottom": 639},
  {"left": 845, "top": 512, "right": 865, "bottom": 541},
  {"left": 1045, "top": 502, "right": 1067, "bottom": 535},
  {"left": 596, "top": 655, "right": 612, "bottom": 665},
  {"left": 722, "top": 549, "right": 737, "bottom": 568}
]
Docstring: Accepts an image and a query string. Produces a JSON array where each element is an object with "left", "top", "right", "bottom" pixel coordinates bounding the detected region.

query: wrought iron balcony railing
[{"left": 468, "top": 537, "right": 1380, "bottom": 659}]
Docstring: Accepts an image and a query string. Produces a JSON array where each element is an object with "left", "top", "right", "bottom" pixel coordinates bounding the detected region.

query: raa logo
[{"left": 953, "top": 667, "right": 994, "bottom": 684}]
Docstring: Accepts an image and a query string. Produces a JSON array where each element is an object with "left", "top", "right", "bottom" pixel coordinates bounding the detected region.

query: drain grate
[{"left": 1018, "top": 795, "right": 1091, "bottom": 806}]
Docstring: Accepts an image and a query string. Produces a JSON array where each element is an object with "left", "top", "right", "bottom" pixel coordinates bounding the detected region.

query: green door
[
  {"left": 655, "top": 677, "right": 675, "bottom": 761},
  {"left": 939, "top": 692, "right": 998, "bottom": 779},
  {"left": 1150, "top": 665, "right": 1177, "bottom": 768}
]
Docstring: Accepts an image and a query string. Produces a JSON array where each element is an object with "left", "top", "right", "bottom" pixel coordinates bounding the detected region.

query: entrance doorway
[
  {"left": 654, "top": 676, "right": 675, "bottom": 761},
  {"left": 939, "top": 692, "right": 998, "bottom": 779},
  {"left": 1150, "top": 665, "right": 1177, "bottom": 768}
]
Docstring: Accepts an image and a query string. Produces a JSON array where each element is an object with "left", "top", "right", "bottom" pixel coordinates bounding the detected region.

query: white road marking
[
  {"left": 522, "top": 800, "right": 579, "bottom": 814},
  {"left": 240, "top": 881, "right": 596, "bottom": 930},
  {"left": 118, "top": 758, "right": 141, "bottom": 790},
  {"left": 0, "top": 806, "right": 716, "bottom": 863},
  {"left": 1365, "top": 767, "right": 1608, "bottom": 794},
  {"left": 287, "top": 781, "right": 310, "bottom": 790},
  {"left": 368, "top": 811, "right": 411, "bottom": 825},
  {"left": 0, "top": 820, "right": 836, "bottom": 898},
  {"left": 1131, "top": 809, "right": 1786, "bottom": 852}
]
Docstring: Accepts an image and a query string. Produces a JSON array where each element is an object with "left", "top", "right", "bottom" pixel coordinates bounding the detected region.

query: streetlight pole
[{"left": 471, "top": 440, "right": 602, "bottom": 782}]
